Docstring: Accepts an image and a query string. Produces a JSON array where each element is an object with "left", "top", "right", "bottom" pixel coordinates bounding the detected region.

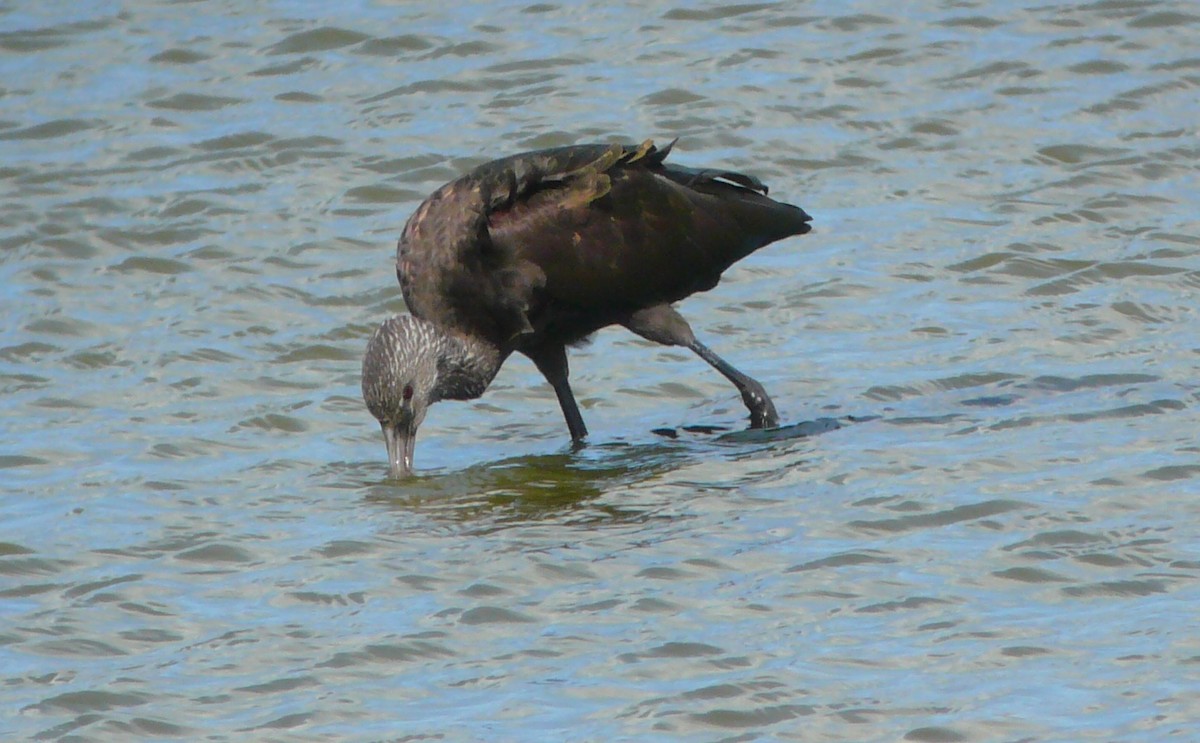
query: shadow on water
[
  {"left": 346, "top": 415, "right": 863, "bottom": 524},
  {"left": 648, "top": 416, "right": 858, "bottom": 443},
  {"left": 714, "top": 415, "right": 875, "bottom": 443},
  {"left": 356, "top": 439, "right": 691, "bottom": 525}
]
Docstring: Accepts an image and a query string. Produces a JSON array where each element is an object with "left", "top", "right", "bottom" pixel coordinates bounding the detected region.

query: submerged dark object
[{"left": 362, "top": 139, "right": 812, "bottom": 477}]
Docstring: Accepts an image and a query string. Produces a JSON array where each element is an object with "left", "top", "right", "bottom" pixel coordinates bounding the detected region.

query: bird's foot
[{"left": 741, "top": 380, "right": 779, "bottom": 429}]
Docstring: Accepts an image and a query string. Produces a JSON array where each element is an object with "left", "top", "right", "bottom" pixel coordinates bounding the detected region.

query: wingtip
[{"left": 653, "top": 137, "right": 679, "bottom": 163}]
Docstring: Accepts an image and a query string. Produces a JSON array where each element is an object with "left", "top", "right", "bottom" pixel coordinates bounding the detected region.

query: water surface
[{"left": 2, "top": 1, "right": 1199, "bottom": 740}]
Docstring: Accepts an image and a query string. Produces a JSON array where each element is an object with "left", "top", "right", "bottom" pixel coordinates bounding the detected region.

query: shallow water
[{"left": 2, "top": 0, "right": 1199, "bottom": 740}]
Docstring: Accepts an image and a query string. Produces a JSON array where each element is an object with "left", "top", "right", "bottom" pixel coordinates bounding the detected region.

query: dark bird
[{"left": 362, "top": 139, "right": 812, "bottom": 477}]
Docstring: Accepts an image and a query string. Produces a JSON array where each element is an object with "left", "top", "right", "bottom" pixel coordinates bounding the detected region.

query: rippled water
[{"left": 3, "top": 0, "right": 1199, "bottom": 740}]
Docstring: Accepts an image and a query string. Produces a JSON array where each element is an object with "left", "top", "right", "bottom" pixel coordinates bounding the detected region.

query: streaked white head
[
  {"left": 361, "top": 315, "right": 440, "bottom": 478},
  {"left": 361, "top": 314, "right": 501, "bottom": 478}
]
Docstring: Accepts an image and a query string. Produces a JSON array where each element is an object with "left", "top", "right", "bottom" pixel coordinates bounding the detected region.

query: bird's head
[{"left": 361, "top": 315, "right": 441, "bottom": 478}]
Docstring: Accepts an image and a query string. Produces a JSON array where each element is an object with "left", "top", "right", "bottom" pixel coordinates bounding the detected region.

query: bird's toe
[{"left": 742, "top": 382, "right": 779, "bottom": 429}]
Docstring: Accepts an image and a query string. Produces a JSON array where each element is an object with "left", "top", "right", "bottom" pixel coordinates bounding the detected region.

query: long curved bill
[{"left": 381, "top": 422, "right": 416, "bottom": 478}]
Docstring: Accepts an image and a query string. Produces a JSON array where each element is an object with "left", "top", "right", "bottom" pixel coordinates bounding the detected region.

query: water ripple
[{"left": 2, "top": 0, "right": 1198, "bottom": 740}]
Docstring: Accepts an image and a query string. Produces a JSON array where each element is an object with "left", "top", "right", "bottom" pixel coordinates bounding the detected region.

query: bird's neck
[{"left": 434, "top": 330, "right": 503, "bottom": 401}]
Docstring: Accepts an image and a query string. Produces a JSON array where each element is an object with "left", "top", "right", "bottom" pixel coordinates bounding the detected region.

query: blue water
[{"left": 2, "top": 1, "right": 1199, "bottom": 740}]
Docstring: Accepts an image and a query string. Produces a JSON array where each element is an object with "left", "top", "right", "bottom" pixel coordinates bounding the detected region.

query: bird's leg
[
  {"left": 623, "top": 304, "right": 779, "bottom": 430},
  {"left": 528, "top": 344, "right": 589, "bottom": 442},
  {"left": 685, "top": 338, "right": 779, "bottom": 429}
]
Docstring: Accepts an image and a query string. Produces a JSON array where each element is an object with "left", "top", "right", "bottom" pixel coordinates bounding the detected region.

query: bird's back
[{"left": 396, "top": 140, "right": 811, "bottom": 349}]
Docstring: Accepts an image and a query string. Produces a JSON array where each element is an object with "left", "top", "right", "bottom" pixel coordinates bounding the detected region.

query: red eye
[{"left": 402, "top": 384, "right": 414, "bottom": 401}]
